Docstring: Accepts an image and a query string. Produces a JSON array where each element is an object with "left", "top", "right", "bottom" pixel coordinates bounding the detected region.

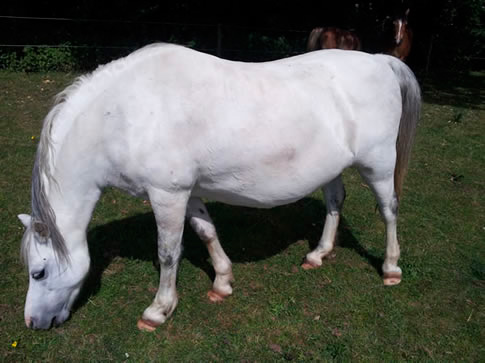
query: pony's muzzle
[
  {"left": 26, "top": 316, "right": 55, "bottom": 330},
  {"left": 26, "top": 310, "right": 70, "bottom": 329}
]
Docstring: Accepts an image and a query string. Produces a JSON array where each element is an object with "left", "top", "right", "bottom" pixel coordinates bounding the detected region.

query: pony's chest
[{"left": 109, "top": 172, "right": 149, "bottom": 198}]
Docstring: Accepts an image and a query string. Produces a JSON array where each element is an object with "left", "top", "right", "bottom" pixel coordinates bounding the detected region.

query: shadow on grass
[
  {"left": 419, "top": 70, "right": 484, "bottom": 110},
  {"left": 75, "top": 197, "right": 384, "bottom": 310}
]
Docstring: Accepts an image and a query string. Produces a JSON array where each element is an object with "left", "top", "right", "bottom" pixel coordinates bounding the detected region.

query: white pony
[{"left": 18, "top": 44, "right": 420, "bottom": 331}]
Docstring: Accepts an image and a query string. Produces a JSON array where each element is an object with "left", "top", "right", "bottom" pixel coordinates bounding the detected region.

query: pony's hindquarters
[
  {"left": 359, "top": 56, "right": 421, "bottom": 284},
  {"left": 304, "top": 54, "right": 421, "bottom": 284}
]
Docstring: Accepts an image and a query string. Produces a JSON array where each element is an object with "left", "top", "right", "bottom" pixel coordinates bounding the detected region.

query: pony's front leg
[
  {"left": 137, "top": 189, "right": 190, "bottom": 332},
  {"left": 303, "top": 175, "right": 346, "bottom": 269},
  {"left": 187, "top": 197, "right": 234, "bottom": 302}
]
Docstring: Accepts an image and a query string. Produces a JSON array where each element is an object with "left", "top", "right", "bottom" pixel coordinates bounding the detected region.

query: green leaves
[{"left": 0, "top": 44, "right": 76, "bottom": 72}]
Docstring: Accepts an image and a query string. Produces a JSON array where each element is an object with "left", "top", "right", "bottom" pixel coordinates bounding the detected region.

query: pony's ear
[
  {"left": 405, "top": 8, "right": 410, "bottom": 18},
  {"left": 18, "top": 214, "right": 32, "bottom": 228},
  {"left": 33, "top": 221, "right": 50, "bottom": 239}
]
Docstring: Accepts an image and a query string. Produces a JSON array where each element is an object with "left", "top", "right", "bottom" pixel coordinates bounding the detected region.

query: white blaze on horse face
[
  {"left": 394, "top": 19, "right": 404, "bottom": 45},
  {"left": 21, "top": 219, "right": 89, "bottom": 330}
]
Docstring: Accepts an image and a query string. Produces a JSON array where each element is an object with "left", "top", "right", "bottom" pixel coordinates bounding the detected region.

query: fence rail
[
  {"left": 0, "top": 15, "right": 309, "bottom": 33},
  {"left": 0, "top": 14, "right": 311, "bottom": 69}
]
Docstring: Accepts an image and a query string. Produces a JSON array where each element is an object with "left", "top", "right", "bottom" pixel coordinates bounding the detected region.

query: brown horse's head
[{"left": 387, "top": 8, "right": 413, "bottom": 61}]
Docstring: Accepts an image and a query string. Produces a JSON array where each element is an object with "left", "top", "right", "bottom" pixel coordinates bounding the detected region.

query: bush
[
  {"left": 248, "top": 33, "right": 292, "bottom": 56},
  {"left": 0, "top": 44, "right": 77, "bottom": 72}
]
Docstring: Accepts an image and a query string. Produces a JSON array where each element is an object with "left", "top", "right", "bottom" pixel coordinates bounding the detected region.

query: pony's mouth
[{"left": 27, "top": 309, "right": 70, "bottom": 329}]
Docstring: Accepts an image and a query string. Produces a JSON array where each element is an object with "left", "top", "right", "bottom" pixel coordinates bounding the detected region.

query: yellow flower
[
  {"left": 11, "top": 341, "right": 17, "bottom": 348},
  {"left": 31, "top": 136, "right": 35, "bottom": 140}
]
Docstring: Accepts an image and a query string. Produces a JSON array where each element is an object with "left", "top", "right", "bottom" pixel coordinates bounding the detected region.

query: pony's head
[{"left": 18, "top": 214, "right": 89, "bottom": 330}]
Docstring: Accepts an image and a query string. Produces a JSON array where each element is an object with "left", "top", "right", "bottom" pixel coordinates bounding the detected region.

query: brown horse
[
  {"left": 386, "top": 9, "right": 413, "bottom": 61},
  {"left": 307, "top": 27, "right": 362, "bottom": 51},
  {"left": 308, "top": 9, "right": 413, "bottom": 62}
]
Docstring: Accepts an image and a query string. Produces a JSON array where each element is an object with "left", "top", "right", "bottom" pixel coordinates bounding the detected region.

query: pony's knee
[
  {"left": 158, "top": 246, "right": 180, "bottom": 268},
  {"left": 380, "top": 195, "right": 399, "bottom": 222},
  {"left": 324, "top": 176, "right": 346, "bottom": 211},
  {"left": 390, "top": 194, "right": 399, "bottom": 215},
  {"left": 335, "top": 186, "right": 346, "bottom": 209},
  {"left": 328, "top": 188, "right": 346, "bottom": 210}
]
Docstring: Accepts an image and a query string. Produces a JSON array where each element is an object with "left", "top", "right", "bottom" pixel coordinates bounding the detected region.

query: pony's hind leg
[
  {"left": 187, "top": 197, "right": 234, "bottom": 302},
  {"left": 303, "top": 175, "right": 346, "bottom": 269},
  {"left": 137, "top": 189, "right": 190, "bottom": 332},
  {"left": 358, "top": 166, "right": 402, "bottom": 285}
]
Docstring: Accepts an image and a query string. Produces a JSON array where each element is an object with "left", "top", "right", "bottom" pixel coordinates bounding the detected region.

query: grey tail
[{"left": 383, "top": 56, "right": 421, "bottom": 201}]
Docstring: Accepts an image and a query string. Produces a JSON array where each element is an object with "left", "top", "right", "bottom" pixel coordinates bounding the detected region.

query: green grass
[{"left": 1, "top": 70, "right": 484, "bottom": 361}]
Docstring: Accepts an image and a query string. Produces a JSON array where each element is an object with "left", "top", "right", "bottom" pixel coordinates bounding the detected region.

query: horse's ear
[
  {"left": 405, "top": 8, "right": 410, "bottom": 19},
  {"left": 33, "top": 221, "right": 50, "bottom": 239},
  {"left": 18, "top": 214, "right": 32, "bottom": 228}
]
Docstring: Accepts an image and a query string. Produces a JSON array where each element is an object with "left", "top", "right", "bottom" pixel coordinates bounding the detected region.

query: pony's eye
[{"left": 32, "top": 269, "right": 46, "bottom": 280}]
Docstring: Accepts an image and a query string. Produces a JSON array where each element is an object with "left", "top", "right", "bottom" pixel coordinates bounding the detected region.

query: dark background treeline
[{"left": 0, "top": 0, "right": 483, "bottom": 71}]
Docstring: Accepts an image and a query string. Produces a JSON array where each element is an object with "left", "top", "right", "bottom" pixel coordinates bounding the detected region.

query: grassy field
[{"left": 1, "top": 69, "right": 484, "bottom": 361}]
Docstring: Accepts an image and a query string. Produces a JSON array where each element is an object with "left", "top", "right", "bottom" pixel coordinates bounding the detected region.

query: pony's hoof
[
  {"left": 137, "top": 318, "right": 160, "bottom": 332},
  {"left": 207, "top": 290, "right": 227, "bottom": 303},
  {"left": 383, "top": 272, "right": 402, "bottom": 286},
  {"left": 301, "top": 259, "right": 320, "bottom": 270}
]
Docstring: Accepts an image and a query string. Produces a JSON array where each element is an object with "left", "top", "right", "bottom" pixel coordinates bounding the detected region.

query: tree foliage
[{"left": 0, "top": 0, "right": 483, "bottom": 70}]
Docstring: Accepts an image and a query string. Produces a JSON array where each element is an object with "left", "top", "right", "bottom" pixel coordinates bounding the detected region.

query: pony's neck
[{"left": 48, "top": 176, "right": 100, "bottom": 238}]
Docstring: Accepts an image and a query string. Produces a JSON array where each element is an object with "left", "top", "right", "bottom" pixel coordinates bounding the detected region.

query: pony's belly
[
  {"left": 191, "top": 187, "right": 307, "bottom": 209},
  {"left": 192, "top": 139, "right": 355, "bottom": 208},
  {"left": 191, "top": 183, "right": 314, "bottom": 208},
  {"left": 192, "top": 164, "right": 344, "bottom": 208}
]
